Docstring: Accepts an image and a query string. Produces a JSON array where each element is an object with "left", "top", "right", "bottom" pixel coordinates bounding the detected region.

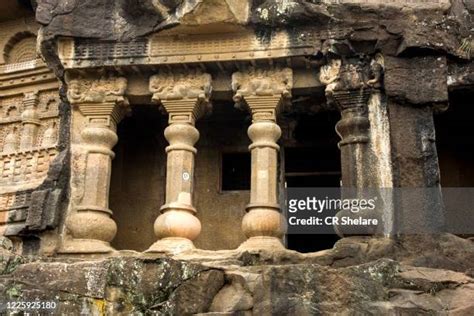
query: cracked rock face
[
  {"left": 1, "top": 254, "right": 474, "bottom": 314},
  {"left": 35, "top": 0, "right": 473, "bottom": 59},
  {"left": 0, "top": 234, "right": 473, "bottom": 314}
]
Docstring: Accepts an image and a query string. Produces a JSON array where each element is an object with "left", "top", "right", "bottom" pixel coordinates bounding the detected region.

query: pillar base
[
  {"left": 58, "top": 239, "right": 115, "bottom": 254},
  {"left": 238, "top": 236, "right": 285, "bottom": 251},
  {"left": 146, "top": 237, "right": 195, "bottom": 254}
]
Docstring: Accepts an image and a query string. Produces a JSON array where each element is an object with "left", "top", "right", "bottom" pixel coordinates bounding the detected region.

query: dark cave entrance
[
  {"left": 435, "top": 89, "right": 474, "bottom": 237},
  {"left": 110, "top": 104, "right": 166, "bottom": 251},
  {"left": 283, "top": 111, "right": 342, "bottom": 253}
]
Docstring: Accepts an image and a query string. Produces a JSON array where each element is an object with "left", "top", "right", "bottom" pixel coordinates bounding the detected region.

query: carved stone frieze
[
  {"left": 320, "top": 54, "right": 384, "bottom": 109},
  {"left": 232, "top": 67, "right": 293, "bottom": 122},
  {"left": 66, "top": 75, "right": 128, "bottom": 106},
  {"left": 59, "top": 26, "right": 355, "bottom": 69},
  {"left": 0, "top": 19, "right": 63, "bottom": 243},
  {"left": 66, "top": 74, "right": 130, "bottom": 131},
  {"left": 0, "top": 90, "right": 60, "bottom": 190},
  {"left": 232, "top": 67, "right": 293, "bottom": 101},
  {"left": 150, "top": 69, "right": 212, "bottom": 102},
  {"left": 73, "top": 38, "right": 148, "bottom": 61},
  {"left": 149, "top": 69, "right": 212, "bottom": 124}
]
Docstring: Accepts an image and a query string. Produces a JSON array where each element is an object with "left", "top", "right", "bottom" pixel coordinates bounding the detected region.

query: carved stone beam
[
  {"left": 147, "top": 70, "right": 212, "bottom": 254},
  {"left": 231, "top": 67, "right": 293, "bottom": 250},
  {"left": 61, "top": 74, "right": 130, "bottom": 254}
]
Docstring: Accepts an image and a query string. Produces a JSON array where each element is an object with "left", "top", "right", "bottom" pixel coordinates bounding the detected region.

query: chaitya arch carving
[{"left": 3, "top": 31, "right": 37, "bottom": 64}]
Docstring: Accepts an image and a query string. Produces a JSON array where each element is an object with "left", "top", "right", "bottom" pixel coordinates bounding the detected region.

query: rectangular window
[{"left": 221, "top": 152, "right": 251, "bottom": 191}]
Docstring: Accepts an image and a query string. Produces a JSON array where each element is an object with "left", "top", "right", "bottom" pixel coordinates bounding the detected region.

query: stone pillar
[
  {"left": 333, "top": 91, "right": 372, "bottom": 189},
  {"left": 61, "top": 75, "right": 129, "bottom": 254},
  {"left": 20, "top": 91, "right": 40, "bottom": 151},
  {"left": 147, "top": 69, "right": 212, "bottom": 253},
  {"left": 384, "top": 56, "right": 448, "bottom": 236},
  {"left": 320, "top": 56, "right": 387, "bottom": 236},
  {"left": 232, "top": 67, "right": 293, "bottom": 250}
]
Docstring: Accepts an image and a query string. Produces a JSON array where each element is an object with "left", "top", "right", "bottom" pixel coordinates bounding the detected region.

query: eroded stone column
[
  {"left": 320, "top": 55, "right": 386, "bottom": 236},
  {"left": 61, "top": 75, "right": 129, "bottom": 254},
  {"left": 147, "top": 69, "right": 212, "bottom": 253},
  {"left": 232, "top": 67, "right": 293, "bottom": 250},
  {"left": 384, "top": 56, "right": 447, "bottom": 236}
]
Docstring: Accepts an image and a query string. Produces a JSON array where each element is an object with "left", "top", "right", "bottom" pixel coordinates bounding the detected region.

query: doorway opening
[
  {"left": 435, "top": 89, "right": 474, "bottom": 237},
  {"left": 109, "top": 104, "right": 166, "bottom": 251},
  {"left": 284, "top": 111, "right": 342, "bottom": 252}
]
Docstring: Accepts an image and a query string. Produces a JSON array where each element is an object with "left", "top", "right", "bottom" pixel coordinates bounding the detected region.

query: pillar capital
[
  {"left": 319, "top": 54, "right": 384, "bottom": 110},
  {"left": 320, "top": 55, "right": 384, "bottom": 148},
  {"left": 232, "top": 67, "right": 293, "bottom": 122},
  {"left": 66, "top": 74, "right": 130, "bottom": 129},
  {"left": 22, "top": 90, "right": 40, "bottom": 108},
  {"left": 149, "top": 69, "right": 212, "bottom": 124}
]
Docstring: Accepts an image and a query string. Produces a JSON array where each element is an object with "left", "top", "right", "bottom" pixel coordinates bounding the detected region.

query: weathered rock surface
[
  {"left": 0, "top": 234, "right": 473, "bottom": 315},
  {"left": 34, "top": 0, "right": 473, "bottom": 59},
  {"left": 384, "top": 56, "right": 449, "bottom": 105},
  {"left": 0, "top": 255, "right": 225, "bottom": 315}
]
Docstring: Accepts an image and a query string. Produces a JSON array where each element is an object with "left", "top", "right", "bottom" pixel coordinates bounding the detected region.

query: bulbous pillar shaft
[
  {"left": 334, "top": 90, "right": 371, "bottom": 188},
  {"left": 239, "top": 96, "right": 286, "bottom": 250},
  {"left": 148, "top": 120, "right": 202, "bottom": 253},
  {"left": 147, "top": 71, "right": 212, "bottom": 253},
  {"left": 66, "top": 122, "right": 118, "bottom": 249}
]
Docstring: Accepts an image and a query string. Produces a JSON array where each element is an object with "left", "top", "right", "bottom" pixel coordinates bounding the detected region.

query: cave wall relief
[{"left": 0, "top": 18, "right": 60, "bottom": 236}]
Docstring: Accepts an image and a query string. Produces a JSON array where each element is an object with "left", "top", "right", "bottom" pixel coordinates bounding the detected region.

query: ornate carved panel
[
  {"left": 0, "top": 17, "right": 39, "bottom": 65},
  {"left": 149, "top": 69, "right": 212, "bottom": 124},
  {"left": 74, "top": 38, "right": 148, "bottom": 60},
  {"left": 4, "top": 35, "right": 37, "bottom": 64},
  {"left": 0, "top": 17, "right": 60, "bottom": 236},
  {"left": 0, "top": 190, "right": 32, "bottom": 235},
  {"left": 149, "top": 27, "right": 350, "bottom": 63},
  {"left": 0, "top": 90, "right": 60, "bottom": 187},
  {"left": 58, "top": 27, "right": 354, "bottom": 68}
]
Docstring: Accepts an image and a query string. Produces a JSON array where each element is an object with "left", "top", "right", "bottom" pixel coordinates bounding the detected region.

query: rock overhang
[{"left": 35, "top": 0, "right": 472, "bottom": 60}]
